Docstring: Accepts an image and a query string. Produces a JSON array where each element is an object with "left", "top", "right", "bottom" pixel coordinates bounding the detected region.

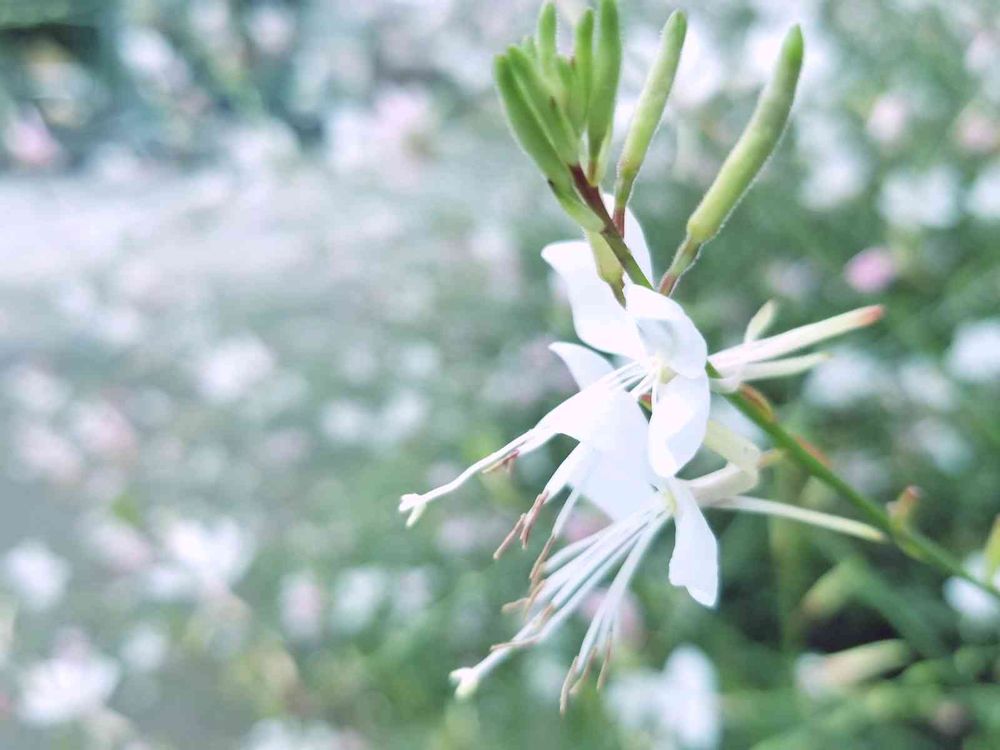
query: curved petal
[
  {"left": 549, "top": 342, "right": 614, "bottom": 390},
  {"left": 573, "top": 457, "right": 658, "bottom": 521},
  {"left": 531, "top": 376, "right": 641, "bottom": 452},
  {"left": 667, "top": 479, "right": 718, "bottom": 607},
  {"left": 624, "top": 287, "right": 707, "bottom": 377},
  {"left": 542, "top": 241, "right": 645, "bottom": 360},
  {"left": 648, "top": 373, "right": 711, "bottom": 477}
]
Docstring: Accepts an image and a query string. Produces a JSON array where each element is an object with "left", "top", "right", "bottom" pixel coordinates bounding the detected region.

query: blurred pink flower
[{"left": 844, "top": 247, "right": 896, "bottom": 294}]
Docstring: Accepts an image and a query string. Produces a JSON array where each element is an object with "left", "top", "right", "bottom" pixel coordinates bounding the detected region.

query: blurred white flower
[
  {"left": 120, "top": 623, "right": 169, "bottom": 673},
  {"left": 320, "top": 400, "right": 375, "bottom": 445},
  {"left": 866, "top": 93, "right": 911, "bottom": 146},
  {"left": 84, "top": 517, "right": 154, "bottom": 574},
  {"left": 967, "top": 160, "right": 1000, "bottom": 221},
  {"left": 800, "top": 147, "right": 868, "bottom": 210},
  {"left": 331, "top": 567, "right": 389, "bottom": 634},
  {"left": 3, "top": 107, "right": 62, "bottom": 169},
  {"left": 19, "top": 649, "right": 120, "bottom": 726},
  {"left": 3, "top": 540, "right": 70, "bottom": 611},
  {"left": 247, "top": 5, "right": 296, "bottom": 56},
  {"left": 910, "top": 418, "right": 971, "bottom": 474},
  {"left": 607, "top": 645, "right": 721, "bottom": 749},
  {"left": 944, "top": 554, "right": 1000, "bottom": 627},
  {"left": 805, "top": 349, "right": 888, "bottom": 409},
  {"left": 15, "top": 422, "right": 83, "bottom": 483},
  {"left": 878, "top": 166, "right": 960, "bottom": 228},
  {"left": 4, "top": 365, "right": 70, "bottom": 415},
  {"left": 242, "top": 718, "right": 365, "bottom": 750},
  {"left": 946, "top": 318, "right": 1000, "bottom": 384},
  {"left": 158, "top": 518, "right": 255, "bottom": 598},
  {"left": 196, "top": 337, "right": 276, "bottom": 403},
  {"left": 70, "top": 400, "right": 137, "bottom": 461},
  {"left": 898, "top": 358, "right": 955, "bottom": 411},
  {"left": 280, "top": 571, "right": 325, "bottom": 641}
]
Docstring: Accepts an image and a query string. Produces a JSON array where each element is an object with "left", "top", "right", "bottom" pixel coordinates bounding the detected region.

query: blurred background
[{"left": 0, "top": 0, "right": 998, "bottom": 747}]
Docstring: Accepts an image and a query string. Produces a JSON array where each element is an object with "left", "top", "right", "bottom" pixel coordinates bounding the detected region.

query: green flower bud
[
  {"left": 587, "top": 0, "right": 621, "bottom": 183},
  {"left": 494, "top": 55, "right": 571, "bottom": 191},
  {"left": 507, "top": 46, "right": 578, "bottom": 165},
  {"left": 569, "top": 9, "right": 594, "bottom": 135},
  {"left": 686, "top": 25, "right": 803, "bottom": 244},
  {"left": 586, "top": 230, "right": 625, "bottom": 299},
  {"left": 537, "top": 2, "right": 558, "bottom": 80},
  {"left": 614, "top": 10, "right": 686, "bottom": 218}
]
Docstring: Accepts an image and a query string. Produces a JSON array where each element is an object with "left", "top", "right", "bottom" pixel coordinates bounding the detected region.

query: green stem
[
  {"left": 712, "top": 366, "right": 1000, "bottom": 603},
  {"left": 569, "top": 165, "right": 653, "bottom": 290}
]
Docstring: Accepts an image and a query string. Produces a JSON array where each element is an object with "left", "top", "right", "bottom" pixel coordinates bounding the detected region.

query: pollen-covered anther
[
  {"left": 494, "top": 515, "right": 527, "bottom": 560},
  {"left": 484, "top": 449, "right": 520, "bottom": 474},
  {"left": 519, "top": 492, "right": 549, "bottom": 547},
  {"left": 559, "top": 656, "right": 581, "bottom": 714},
  {"left": 596, "top": 641, "right": 614, "bottom": 691},
  {"left": 529, "top": 536, "right": 556, "bottom": 583}
]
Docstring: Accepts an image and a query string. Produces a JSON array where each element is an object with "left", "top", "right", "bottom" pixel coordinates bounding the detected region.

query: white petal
[
  {"left": 624, "top": 287, "right": 708, "bottom": 377},
  {"left": 542, "top": 241, "right": 645, "bottom": 360},
  {"left": 533, "top": 377, "right": 637, "bottom": 452},
  {"left": 667, "top": 480, "right": 719, "bottom": 607},
  {"left": 573, "top": 398, "right": 657, "bottom": 519},
  {"left": 549, "top": 342, "right": 614, "bottom": 390},
  {"left": 648, "top": 374, "right": 710, "bottom": 477},
  {"left": 574, "top": 461, "right": 659, "bottom": 521}
]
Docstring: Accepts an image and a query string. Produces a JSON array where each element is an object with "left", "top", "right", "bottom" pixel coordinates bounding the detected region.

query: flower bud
[
  {"left": 587, "top": 0, "right": 621, "bottom": 183},
  {"left": 586, "top": 230, "right": 625, "bottom": 300},
  {"left": 507, "top": 47, "right": 579, "bottom": 164},
  {"left": 494, "top": 54, "right": 572, "bottom": 191},
  {"left": 569, "top": 9, "right": 594, "bottom": 134},
  {"left": 614, "top": 10, "right": 686, "bottom": 217},
  {"left": 537, "top": 2, "right": 558, "bottom": 81},
  {"left": 686, "top": 25, "right": 804, "bottom": 244}
]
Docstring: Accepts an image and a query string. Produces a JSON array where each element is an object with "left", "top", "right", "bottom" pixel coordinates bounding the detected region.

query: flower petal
[
  {"left": 549, "top": 342, "right": 614, "bottom": 390},
  {"left": 667, "top": 479, "right": 719, "bottom": 607},
  {"left": 648, "top": 373, "right": 711, "bottom": 477},
  {"left": 573, "top": 456, "right": 658, "bottom": 521},
  {"left": 624, "top": 287, "right": 707, "bottom": 377},
  {"left": 543, "top": 241, "right": 645, "bottom": 360}
]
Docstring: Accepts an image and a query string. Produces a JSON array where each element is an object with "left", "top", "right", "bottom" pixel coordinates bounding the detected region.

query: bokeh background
[{"left": 0, "top": 0, "right": 998, "bottom": 747}]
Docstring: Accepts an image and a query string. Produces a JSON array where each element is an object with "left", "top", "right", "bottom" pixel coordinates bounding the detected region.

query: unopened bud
[
  {"left": 888, "top": 485, "right": 921, "bottom": 529},
  {"left": 686, "top": 26, "right": 803, "bottom": 244},
  {"left": 494, "top": 55, "right": 572, "bottom": 191},
  {"left": 587, "top": 0, "right": 621, "bottom": 183},
  {"left": 614, "top": 10, "right": 686, "bottom": 217}
]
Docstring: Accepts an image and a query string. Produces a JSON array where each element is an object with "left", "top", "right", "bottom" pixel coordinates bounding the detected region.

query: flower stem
[
  {"left": 711, "top": 363, "right": 1000, "bottom": 603},
  {"left": 569, "top": 165, "right": 653, "bottom": 290}
]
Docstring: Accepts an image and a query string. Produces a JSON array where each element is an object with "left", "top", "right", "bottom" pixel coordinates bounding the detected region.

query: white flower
[
  {"left": 19, "top": 650, "right": 120, "bottom": 726},
  {"left": 542, "top": 230, "right": 711, "bottom": 479},
  {"left": 153, "top": 517, "right": 255, "bottom": 599},
  {"left": 447, "top": 343, "right": 883, "bottom": 702},
  {"left": 2, "top": 539, "right": 70, "bottom": 611},
  {"left": 946, "top": 318, "right": 1000, "bottom": 384},
  {"left": 608, "top": 645, "right": 721, "bottom": 749},
  {"left": 401, "top": 206, "right": 882, "bottom": 528},
  {"left": 943, "top": 554, "right": 1000, "bottom": 627}
]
